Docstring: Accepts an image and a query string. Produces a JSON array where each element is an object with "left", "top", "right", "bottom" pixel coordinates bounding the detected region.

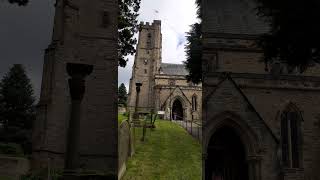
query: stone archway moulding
[
  {"left": 170, "top": 96, "right": 188, "bottom": 120},
  {"left": 204, "top": 111, "right": 262, "bottom": 155},
  {"left": 203, "top": 111, "right": 263, "bottom": 180}
]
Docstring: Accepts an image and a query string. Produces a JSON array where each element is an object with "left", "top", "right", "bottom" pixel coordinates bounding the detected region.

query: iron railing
[{"left": 173, "top": 119, "right": 202, "bottom": 141}]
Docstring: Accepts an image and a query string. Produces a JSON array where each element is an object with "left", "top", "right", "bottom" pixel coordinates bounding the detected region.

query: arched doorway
[
  {"left": 172, "top": 99, "right": 183, "bottom": 120},
  {"left": 206, "top": 126, "right": 248, "bottom": 180}
]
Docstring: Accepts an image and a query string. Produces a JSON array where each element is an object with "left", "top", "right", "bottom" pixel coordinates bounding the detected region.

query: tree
[
  {"left": 255, "top": 0, "right": 320, "bottom": 72},
  {"left": 184, "top": 23, "right": 202, "bottom": 84},
  {"left": 0, "top": 64, "right": 35, "bottom": 154},
  {"left": 184, "top": 0, "right": 202, "bottom": 84},
  {"left": 118, "top": 0, "right": 141, "bottom": 67},
  {"left": 118, "top": 83, "right": 128, "bottom": 107}
]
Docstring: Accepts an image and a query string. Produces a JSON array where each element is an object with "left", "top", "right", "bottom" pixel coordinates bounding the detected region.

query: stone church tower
[
  {"left": 128, "top": 20, "right": 162, "bottom": 113},
  {"left": 128, "top": 20, "right": 202, "bottom": 121},
  {"left": 202, "top": 0, "right": 320, "bottom": 180},
  {"left": 32, "top": 0, "right": 118, "bottom": 175}
]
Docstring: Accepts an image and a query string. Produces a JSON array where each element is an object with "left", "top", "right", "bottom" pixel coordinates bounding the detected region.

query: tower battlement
[{"left": 139, "top": 20, "right": 161, "bottom": 28}]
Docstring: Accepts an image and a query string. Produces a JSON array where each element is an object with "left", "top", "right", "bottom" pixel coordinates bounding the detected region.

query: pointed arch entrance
[
  {"left": 172, "top": 99, "right": 184, "bottom": 120},
  {"left": 206, "top": 126, "right": 248, "bottom": 180},
  {"left": 204, "top": 112, "right": 262, "bottom": 180}
]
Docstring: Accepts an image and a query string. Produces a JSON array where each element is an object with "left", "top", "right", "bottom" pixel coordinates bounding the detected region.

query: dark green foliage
[
  {"left": 21, "top": 169, "right": 62, "bottom": 180},
  {"left": 118, "top": 83, "right": 128, "bottom": 107},
  {"left": 184, "top": 0, "right": 202, "bottom": 84},
  {"left": 0, "top": 143, "right": 24, "bottom": 156},
  {"left": 118, "top": 0, "right": 141, "bottom": 67},
  {"left": 122, "top": 111, "right": 129, "bottom": 117},
  {"left": 7, "top": 0, "right": 28, "bottom": 6},
  {"left": 0, "top": 64, "right": 35, "bottom": 155},
  {"left": 184, "top": 23, "right": 202, "bottom": 84},
  {"left": 195, "top": 0, "right": 202, "bottom": 19},
  {"left": 255, "top": 0, "right": 320, "bottom": 72}
]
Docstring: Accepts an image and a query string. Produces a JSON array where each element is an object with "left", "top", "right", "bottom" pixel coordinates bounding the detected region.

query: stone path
[{"left": 172, "top": 120, "right": 202, "bottom": 141}]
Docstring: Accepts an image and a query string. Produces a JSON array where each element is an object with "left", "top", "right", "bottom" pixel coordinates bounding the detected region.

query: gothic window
[
  {"left": 281, "top": 107, "right": 302, "bottom": 168},
  {"left": 192, "top": 95, "right": 197, "bottom": 111},
  {"left": 101, "top": 11, "right": 109, "bottom": 28},
  {"left": 144, "top": 69, "right": 147, "bottom": 74}
]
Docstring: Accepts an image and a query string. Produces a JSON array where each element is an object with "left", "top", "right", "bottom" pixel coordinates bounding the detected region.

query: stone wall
[
  {"left": 0, "top": 156, "right": 30, "bottom": 180},
  {"left": 202, "top": 0, "right": 320, "bottom": 179},
  {"left": 127, "top": 21, "right": 162, "bottom": 110},
  {"left": 32, "top": 0, "right": 118, "bottom": 174},
  {"left": 118, "top": 107, "right": 127, "bottom": 114}
]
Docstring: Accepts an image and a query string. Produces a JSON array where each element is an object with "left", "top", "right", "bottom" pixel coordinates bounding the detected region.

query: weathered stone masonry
[
  {"left": 202, "top": 0, "right": 320, "bottom": 179},
  {"left": 32, "top": 0, "right": 118, "bottom": 175},
  {"left": 127, "top": 20, "right": 202, "bottom": 122}
]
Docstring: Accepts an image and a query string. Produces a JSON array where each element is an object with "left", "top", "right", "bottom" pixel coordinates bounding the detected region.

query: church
[
  {"left": 202, "top": 0, "right": 320, "bottom": 179},
  {"left": 127, "top": 20, "right": 202, "bottom": 122}
]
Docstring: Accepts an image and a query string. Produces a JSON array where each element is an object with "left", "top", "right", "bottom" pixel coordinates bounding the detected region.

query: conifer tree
[
  {"left": 118, "top": 83, "right": 128, "bottom": 107},
  {"left": 184, "top": 0, "right": 202, "bottom": 84},
  {"left": 0, "top": 64, "right": 35, "bottom": 154}
]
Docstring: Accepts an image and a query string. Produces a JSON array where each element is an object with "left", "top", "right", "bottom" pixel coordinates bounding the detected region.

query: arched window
[
  {"left": 281, "top": 105, "right": 302, "bottom": 168},
  {"left": 192, "top": 95, "right": 197, "bottom": 111}
]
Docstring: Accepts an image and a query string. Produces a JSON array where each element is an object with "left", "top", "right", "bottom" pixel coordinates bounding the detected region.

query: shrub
[{"left": 0, "top": 143, "right": 24, "bottom": 156}]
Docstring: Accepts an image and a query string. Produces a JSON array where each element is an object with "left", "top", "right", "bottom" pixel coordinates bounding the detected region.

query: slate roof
[{"left": 160, "top": 63, "right": 189, "bottom": 76}]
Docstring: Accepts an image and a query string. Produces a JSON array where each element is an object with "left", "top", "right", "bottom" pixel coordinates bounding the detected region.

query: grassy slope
[
  {"left": 122, "top": 120, "right": 202, "bottom": 180},
  {"left": 118, "top": 113, "right": 128, "bottom": 124}
]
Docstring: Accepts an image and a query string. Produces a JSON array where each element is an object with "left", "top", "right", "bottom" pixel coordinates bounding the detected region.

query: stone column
[
  {"left": 247, "top": 155, "right": 262, "bottom": 180},
  {"left": 64, "top": 63, "right": 93, "bottom": 173}
]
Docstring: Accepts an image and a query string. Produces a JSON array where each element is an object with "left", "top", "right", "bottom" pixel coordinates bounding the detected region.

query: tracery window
[{"left": 281, "top": 107, "right": 302, "bottom": 168}]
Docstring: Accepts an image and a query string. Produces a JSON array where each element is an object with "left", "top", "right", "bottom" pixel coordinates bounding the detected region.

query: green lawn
[
  {"left": 118, "top": 113, "right": 128, "bottom": 124},
  {"left": 122, "top": 120, "right": 202, "bottom": 180},
  {"left": 0, "top": 176, "right": 13, "bottom": 180}
]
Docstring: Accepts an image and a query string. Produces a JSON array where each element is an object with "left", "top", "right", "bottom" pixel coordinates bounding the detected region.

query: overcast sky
[
  {"left": 119, "top": 0, "right": 198, "bottom": 90},
  {"left": 0, "top": 0, "right": 198, "bottom": 99}
]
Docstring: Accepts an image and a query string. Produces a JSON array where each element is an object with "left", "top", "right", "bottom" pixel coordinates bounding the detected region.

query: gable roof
[
  {"left": 205, "top": 73, "right": 279, "bottom": 143},
  {"left": 160, "top": 63, "right": 189, "bottom": 76},
  {"left": 160, "top": 86, "right": 192, "bottom": 110}
]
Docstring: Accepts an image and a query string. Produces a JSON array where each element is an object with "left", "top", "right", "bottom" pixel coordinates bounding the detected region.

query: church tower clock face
[{"left": 144, "top": 59, "right": 148, "bottom": 65}]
